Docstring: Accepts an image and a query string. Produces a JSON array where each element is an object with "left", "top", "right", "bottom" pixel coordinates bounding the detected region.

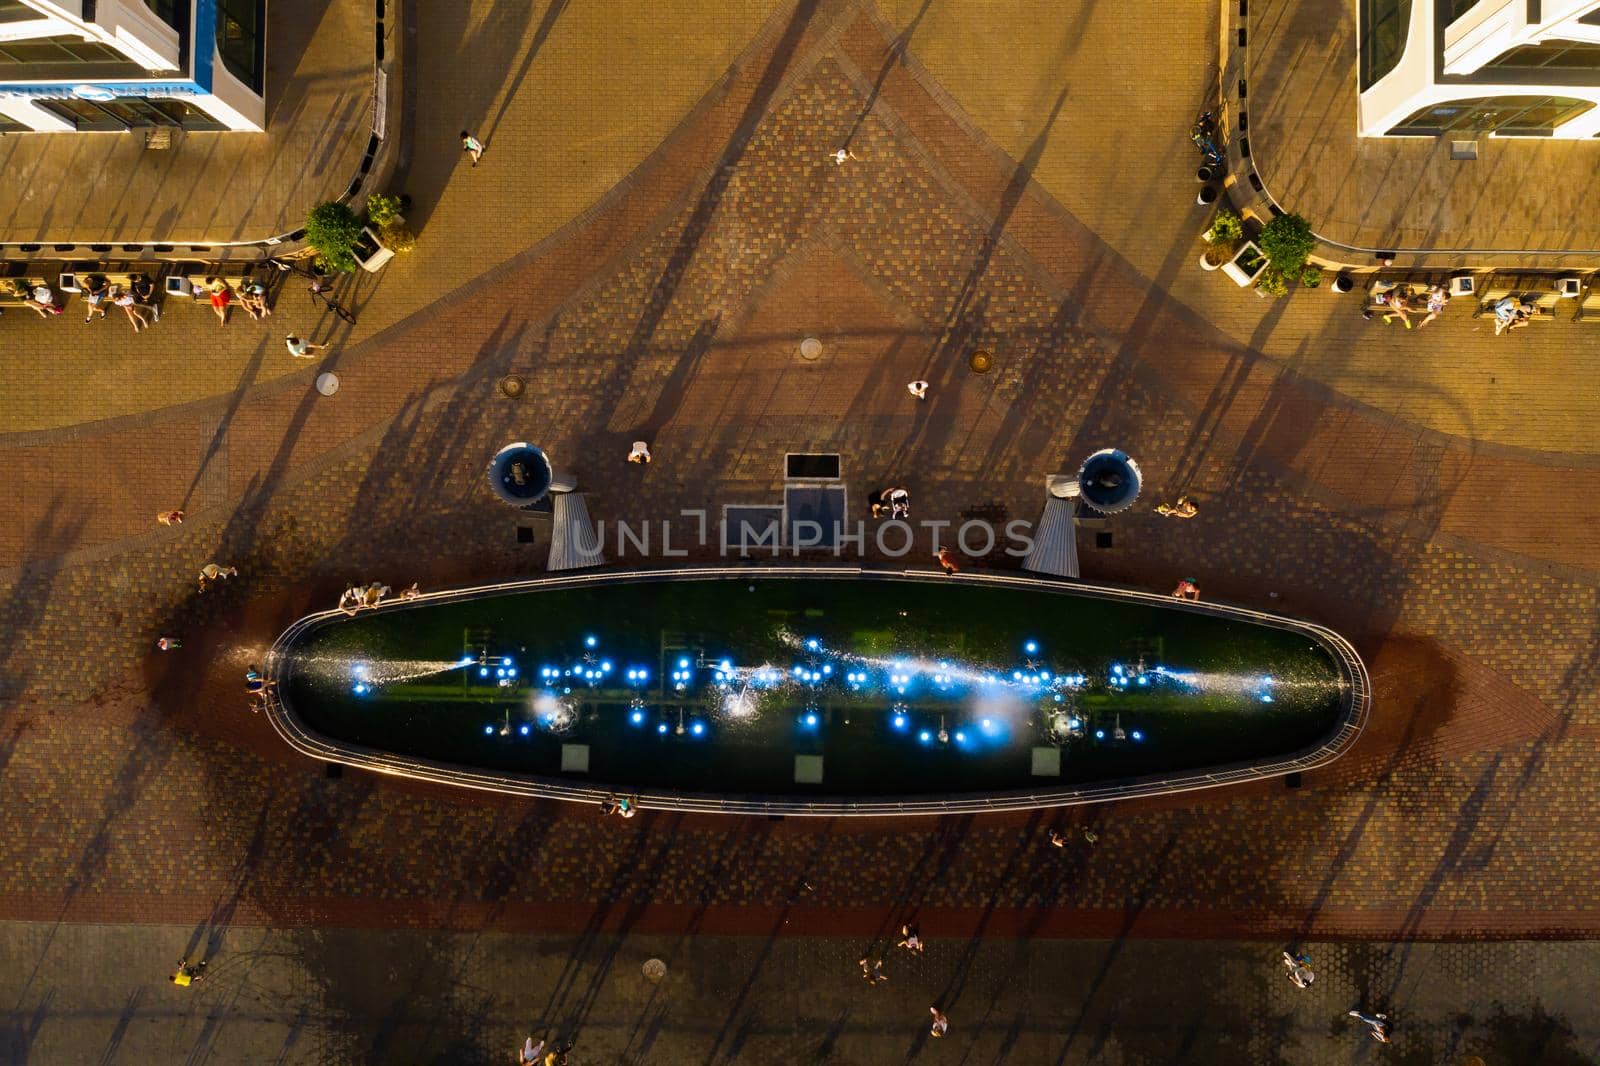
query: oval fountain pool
[{"left": 264, "top": 568, "right": 1369, "bottom": 815}]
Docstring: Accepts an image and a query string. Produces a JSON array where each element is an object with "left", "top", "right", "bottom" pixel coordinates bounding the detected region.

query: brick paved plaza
[{"left": 1, "top": 0, "right": 1599, "bottom": 1062}]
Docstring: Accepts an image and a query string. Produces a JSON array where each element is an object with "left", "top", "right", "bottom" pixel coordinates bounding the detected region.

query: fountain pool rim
[{"left": 263, "top": 566, "right": 1371, "bottom": 816}]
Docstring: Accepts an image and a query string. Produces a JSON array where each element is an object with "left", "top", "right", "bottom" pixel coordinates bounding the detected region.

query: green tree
[
  {"left": 1258, "top": 213, "right": 1316, "bottom": 278},
  {"left": 305, "top": 201, "right": 364, "bottom": 273}
]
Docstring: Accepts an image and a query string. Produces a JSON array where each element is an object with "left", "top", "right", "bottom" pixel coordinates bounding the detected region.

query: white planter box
[
  {"left": 1221, "top": 240, "right": 1268, "bottom": 287},
  {"left": 355, "top": 224, "right": 396, "bottom": 273}
]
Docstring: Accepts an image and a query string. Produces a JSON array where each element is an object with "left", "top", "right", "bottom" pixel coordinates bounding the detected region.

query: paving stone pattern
[
  {"left": 0, "top": 0, "right": 1597, "bottom": 971},
  {"left": 5, "top": 925, "right": 1600, "bottom": 1064}
]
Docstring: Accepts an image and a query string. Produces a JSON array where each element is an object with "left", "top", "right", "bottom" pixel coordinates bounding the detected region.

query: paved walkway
[
  {"left": 1249, "top": 0, "right": 1600, "bottom": 256},
  {"left": 3, "top": 925, "right": 1597, "bottom": 1064},
  {"left": 0, "top": 0, "right": 374, "bottom": 246},
  {"left": 0, "top": 0, "right": 1596, "bottom": 1047}
]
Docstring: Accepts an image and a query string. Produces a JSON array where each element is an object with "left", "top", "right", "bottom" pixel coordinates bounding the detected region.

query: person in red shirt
[{"left": 207, "top": 279, "right": 232, "bottom": 326}]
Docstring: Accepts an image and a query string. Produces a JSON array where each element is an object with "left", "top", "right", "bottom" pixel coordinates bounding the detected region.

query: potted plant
[
  {"left": 305, "top": 201, "right": 364, "bottom": 274},
  {"left": 1222, "top": 240, "right": 1268, "bottom": 287},
  {"left": 1255, "top": 265, "right": 1290, "bottom": 297},
  {"left": 1299, "top": 266, "right": 1322, "bottom": 289},
  {"left": 354, "top": 192, "right": 416, "bottom": 271},
  {"left": 1201, "top": 209, "right": 1244, "bottom": 270}
]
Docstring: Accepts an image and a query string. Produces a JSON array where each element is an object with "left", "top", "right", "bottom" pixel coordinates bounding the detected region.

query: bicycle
[
  {"left": 308, "top": 277, "right": 356, "bottom": 325},
  {"left": 268, "top": 259, "right": 356, "bottom": 324},
  {"left": 1191, "top": 110, "right": 1226, "bottom": 168}
]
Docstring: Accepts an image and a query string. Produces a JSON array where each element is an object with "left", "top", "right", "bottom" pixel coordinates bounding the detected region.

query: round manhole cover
[
  {"left": 642, "top": 958, "right": 667, "bottom": 982},
  {"left": 799, "top": 337, "right": 823, "bottom": 360},
  {"left": 315, "top": 372, "right": 340, "bottom": 396},
  {"left": 499, "top": 375, "right": 525, "bottom": 398},
  {"left": 969, "top": 350, "right": 993, "bottom": 373}
]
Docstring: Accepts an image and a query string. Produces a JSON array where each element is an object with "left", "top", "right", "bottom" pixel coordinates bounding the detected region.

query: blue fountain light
[
  {"left": 918, "top": 730, "right": 932, "bottom": 744},
  {"left": 657, "top": 722, "right": 669, "bottom": 735},
  {"left": 805, "top": 638, "right": 820, "bottom": 651},
  {"left": 585, "top": 635, "right": 597, "bottom": 648},
  {"left": 954, "top": 730, "right": 967, "bottom": 745},
  {"left": 690, "top": 720, "right": 706, "bottom": 737},
  {"left": 479, "top": 667, "right": 489, "bottom": 677},
  {"left": 1094, "top": 729, "right": 1106, "bottom": 739},
  {"left": 353, "top": 683, "right": 367, "bottom": 695},
  {"left": 630, "top": 709, "right": 645, "bottom": 725},
  {"left": 803, "top": 712, "right": 819, "bottom": 728},
  {"left": 893, "top": 713, "right": 908, "bottom": 730},
  {"left": 483, "top": 724, "right": 494, "bottom": 735},
  {"left": 1131, "top": 730, "right": 1144, "bottom": 741},
  {"left": 1024, "top": 640, "right": 1038, "bottom": 654},
  {"left": 519, "top": 724, "right": 530, "bottom": 736}
]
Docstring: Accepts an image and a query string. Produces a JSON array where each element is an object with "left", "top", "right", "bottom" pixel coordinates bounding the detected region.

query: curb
[
  {"left": 0, "top": 0, "right": 405, "bottom": 267},
  {"left": 1217, "top": 0, "right": 1600, "bottom": 273}
]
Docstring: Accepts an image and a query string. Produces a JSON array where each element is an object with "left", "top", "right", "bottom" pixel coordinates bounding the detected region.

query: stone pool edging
[{"left": 261, "top": 566, "right": 1372, "bottom": 817}]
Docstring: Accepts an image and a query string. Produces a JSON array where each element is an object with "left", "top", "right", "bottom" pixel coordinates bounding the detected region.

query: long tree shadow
[
  {"left": 0, "top": 496, "right": 90, "bottom": 702},
  {"left": 840, "top": 0, "right": 938, "bottom": 150},
  {"left": 181, "top": 336, "right": 272, "bottom": 510},
  {"left": 923, "top": 82, "right": 1071, "bottom": 379},
  {"left": 618, "top": 0, "right": 819, "bottom": 366}
]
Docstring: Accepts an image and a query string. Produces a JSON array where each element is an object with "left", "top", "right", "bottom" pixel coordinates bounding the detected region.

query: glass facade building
[
  {"left": 0, "top": 0, "right": 266, "bottom": 133},
  {"left": 1359, "top": 0, "right": 1600, "bottom": 138}
]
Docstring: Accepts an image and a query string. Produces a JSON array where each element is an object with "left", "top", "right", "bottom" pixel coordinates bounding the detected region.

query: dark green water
[{"left": 281, "top": 574, "right": 1347, "bottom": 797}]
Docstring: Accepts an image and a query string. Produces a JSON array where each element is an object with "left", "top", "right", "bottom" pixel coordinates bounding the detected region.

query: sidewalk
[
  {"left": 0, "top": 0, "right": 374, "bottom": 245},
  {"left": 2, "top": 923, "right": 1596, "bottom": 1063},
  {"left": 1249, "top": 0, "right": 1600, "bottom": 257}
]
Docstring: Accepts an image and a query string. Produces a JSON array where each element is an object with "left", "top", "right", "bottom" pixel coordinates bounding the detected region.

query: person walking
[
  {"left": 1171, "top": 578, "right": 1200, "bottom": 601},
  {"left": 156, "top": 509, "right": 186, "bottom": 526},
  {"left": 830, "top": 147, "right": 859, "bottom": 165},
  {"left": 907, "top": 380, "right": 929, "bottom": 400},
  {"left": 859, "top": 957, "right": 888, "bottom": 986},
  {"left": 1155, "top": 497, "right": 1198, "bottom": 519},
  {"left": 928, "top": 1006, "right": 949, "bottom": 1037},
  {"left": 896, "top": 924, "right": 924, "bottom": 955},
  {"left": 197, "top": 563, "right": 238, "bottom": 591},
  {"left": 1281, "top": 950, "right": 1315, "bottom": 989},
  {"left": 286, "top": 334, "right": 329, "bottom": 359},
  {"left": 170, "top": 958, "right": 207, "bottom": 986},
  {"left": 156, "top": 637, "right": 182, "bottom": 652},
  {"left": 936, "top": 547, "right": 960, "bottom": 575},
  {"left": 628, "top": 441, "right": 652, "bottom": 464},
  {"left": 461, "top": 130, "right": 485, "bottom": 166},
  {"left": 1348, "top": 1009, "right": 1392, "bottom": 1043},
  {"left": 520, "top": 1036, "right": 546, "bottom": 1064},
  {"left": 1047, "top": 829, "right": 1067, "bottom": 848}
]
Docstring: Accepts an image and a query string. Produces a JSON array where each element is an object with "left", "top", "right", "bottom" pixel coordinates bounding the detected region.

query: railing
[{"left": 262, "top": 565, "right": 1373, "bottom": 816}]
